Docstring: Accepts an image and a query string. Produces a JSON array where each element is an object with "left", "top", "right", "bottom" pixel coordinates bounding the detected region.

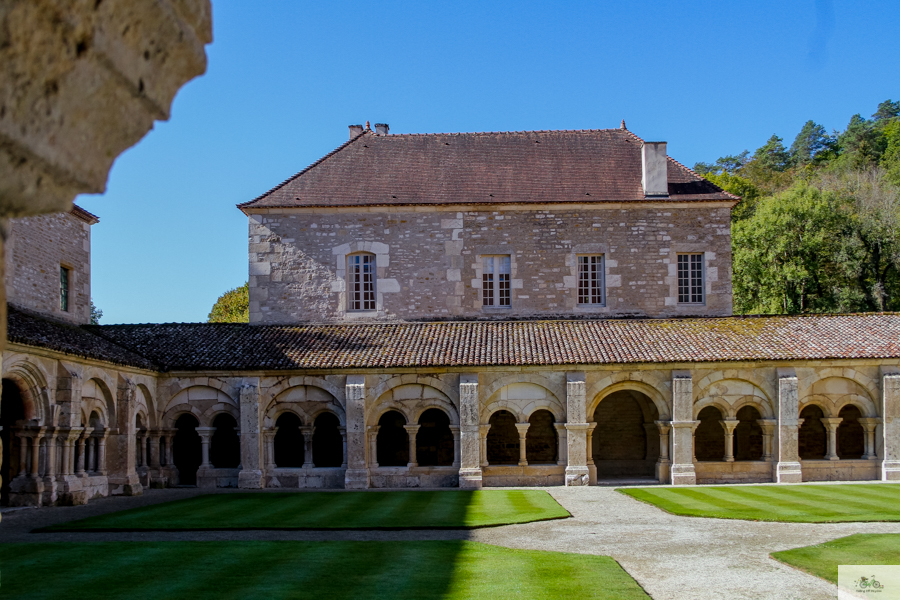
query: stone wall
[
  {"left": 6, "top": 211, "right": 92, "bottom": 324},
  {"left": 247, "top": 204, "right": 734, "bottom": 323}
]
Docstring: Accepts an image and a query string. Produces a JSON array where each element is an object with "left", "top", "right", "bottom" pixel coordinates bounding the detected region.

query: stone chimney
[
  {"left": 641, "top": 142, "right": 668, "bottom": 197},
  {"left": 374, "top": 123, "right": 389, "bottom": 135},
  {"left": 349, "top": 124, "right": 364, "bottom": 139}
]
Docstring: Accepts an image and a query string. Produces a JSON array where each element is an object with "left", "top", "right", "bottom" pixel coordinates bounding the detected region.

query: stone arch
[
  {"left": 312, "top": 411, "right": 344, "bottom": 468},
  {"left": 525, "top": 409, "right": 558, "bottom": 464},
  {"left": 486, "top": 409, "right": 519, "bottom": 465},
  {"left": 164, "top": 377, "right": 240, "bottom": 410},
  {"left": 731, "top": 395, "right": 774, "bottom": 419},
  {"left": 802, "top": 368, "right": 878, "bottom": 403},
  {"left": 164, "top": 385, "right": 236, "bottom": 428},
  {"left": 482, "top": 381, "right": 563, "bottom": 423},
  {"left": 694, "top": 377, "right": 774, "bottom": 418},
  {"left": 268, "top": 404, "right": 310, "bottom": 426},
  {"left": 264, "top": 376, "right": 344, "bottom": 409},
  {"left": 803, "top": 375, "right": 877, "bottom": 418},
  {"left": 370, "top": 375, "right": 457, "bottom": 411},
  {"left": 368, "top": 381, "right": 457, "bottom": 427},
  {"left": 799, "top": 404, "right": 828, "bottom": 459},
  {"left": 591, "top": 388, "right": 660, "bottom": 477},
  {"left": 799, "top": 396, "right": 834, "bottom": 418},
  {"left": 136, "top": 383, "right": 157, "bottom": 428},
  {"left": 201, "top": 404, "right": 240, "bottom": 427},
  {"left": 695, "top": 405, "right": 726, "bottom": 461},
  {"left": 162, "top": 404, "right": 204, "bottom": 429},
  {"left": 587, "top": 379, "right": 670, "bottom": 422},
  {"left": 693, "top": 397, "right": 734, "bottom": 420},
  {"left": 416, "top": 408, "right": 454, "bottom": 467},
  {"left": 81, "top": 372, "right": 117, "bottom": 428},
  {"left": 482, "top": 374, "right": 565, "bottom": 416},
  {"left": 263, "top": 384, "right": 341, "bottom": 429},
  {"left": 2, "top": 358, "right": 51, "bottom": 424},
  {"left": 376, "top": 410, "right": 409, "bottom": 467}
]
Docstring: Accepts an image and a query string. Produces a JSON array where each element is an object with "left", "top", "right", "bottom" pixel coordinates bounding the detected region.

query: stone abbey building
[{"left": 3, "top": 123, "right": 900, "bottom": 507}]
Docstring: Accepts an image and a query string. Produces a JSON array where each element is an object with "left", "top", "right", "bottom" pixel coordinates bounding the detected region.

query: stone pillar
[
  {"left": 585, "top": 422, "right": 597, "bottom": 485},
  {"left": 165, "top": 429, "right": 175, "bottom": 468},
  {"left": 776, "top": 369, "right": 803, "bottom": 483},
  {"left": 339, "top": 426, "right": 348, "bottom": 468},
  {"left": 479, "top": 425, "right": 491, "bottom": 467},
  {"left": 859, "top": 418, "right": 880, "bottom": 460},
  {"left": 721, "top": 419, "right": 739, "bottom": 462},
  {"left": 515, "top": 423, "right": 530, "bottom": 466},
  {"left": 196, "top": 427, "right": 214, "bottom": 468},
  {"left": 149, "top": 433, "right": 161, "bottom": 469},
  {"left": 60, "top": 433, "right": 73, "bottom": 478},
  {"left": 458, "top": 374, "right": 482, "bottom": 488},
  {"left": 655, "top": 420, "right": 671, "bottom": 483},
  {"left": 301, "top": 426, "right": 315, "bottom": 469},
  {"left": 882, "top": 371, "right": 900, "bottom": 480},
  {"left": 758, "top": 419, "right": 776, "bottom": 461},
  {"left": 76, "top": 429, "right": 90, "bottom": 476},
  {"left": 404, "top": 424, "right": 420, "bottom": 468},
  {"left": 108, "top": 379, "right": 141, "bottom": 496},
  {"left": 263, "top": 429, "right": 277, "bottom": 469},
  {"left": 554, "top": 423, "right": 568, "bottom": 466},
  {"left": 821, "top": 417, "right": 842, "bottom": 461},
  {"left": 671, "top": 372, "right": 697, "bottom": 485},
  {"left": 86, "top": 435, "right": 96, "bottom": 472},
  {"left": 31, "top": 432, "right": 44, "bottom": 478},
  {"left": 564, "top": 372, "right": 591, "bottom": 486},
  {"left": 450, "top": 426, "right": 461, "bottom": 468},
  {"left": 368, "top": 426, "right": 380, "bottom": 468},
  {"left": 18, "top": 433, "right": 28, "bottom": 477},
  {"left": 237, "top": 381, "right": 264, "bottom": 488},
  {"left": 344, "top": 375, "right": 370, "bottom": 489}
]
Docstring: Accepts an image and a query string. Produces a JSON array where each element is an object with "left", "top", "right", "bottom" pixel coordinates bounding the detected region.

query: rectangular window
[
  {"left": 482, "top": 255, "right": 511, "bottom": 307},
  {"left": 348, "top": 254, "right": 376, "bottom": 310},
  {"left": 60, "top": 266, "right": 70, "bottom": 312},
  {"left": 677, "top": 253, "right": 704, "bottom": 303},
  {"left": 577, "top": 255, "right": 605, "bottom": 305}
]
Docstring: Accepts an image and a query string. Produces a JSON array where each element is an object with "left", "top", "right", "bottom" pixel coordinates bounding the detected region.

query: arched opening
[
  {"left": 486, "top": 410, "right": 519, "bottom": 465},
  {"left": 734, "top": 406, "right": 763, "bottom": 461},
  {"left": 799, "top": 405, "right": 827, "bottom": 459},
  {"left": 837, "top": 405, "right": 865, "bottom": 459},
  {"left": 135, "top": 414, "right": 146, "bottom": 470},
  {"left": 87, "top": 411, "right": 103, "bottom": 472},
  {"left": 173, "top": 414, "right": 201, "bottom": 485},
  {"left": 526, "top": 410, "right": 557, "bottom": 464},
  {"left": 313, "top": 412, "right": 343, "bottom": 468},
  {"left": 592, "top": 390, "right": 659, "bottom": 477},
  {"left": 274, "top": 412, "right": 304, "bottom": 468},
  {"left": 695, "top": 406, "right": 725, "bottom": 461},
  {"left": 416, "top": 408, "right": 453, "bottom": 466},
  {"left": 1, "top": 379, "right": 26, "bottom": 506},
  {"left": 376, "top": 411, "right": 408, "bottom": 466},
  {"left": 210, "top": 413, "right": 240, "bottom": 468}
]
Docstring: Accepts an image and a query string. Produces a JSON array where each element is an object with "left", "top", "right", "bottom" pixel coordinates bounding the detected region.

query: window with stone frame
[
  {"left": 482, "top": 255, "right": 511, "bottom": 307},
  {"left": 348, "top": 253, "right": 376, "bottom": 311},
  {"left": 577, "top": 254, "right": 605, "bottom": 305},
  {"left": 677, "top": 253, "right": 704, "bottom": 304},
  {"left": 60, "top": 265, "right": 70, "bottom": 312}
]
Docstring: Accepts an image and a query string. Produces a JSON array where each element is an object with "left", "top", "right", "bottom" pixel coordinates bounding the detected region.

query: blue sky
[{"left": 79, "top": 0, "right": 900, "bottom": 324}]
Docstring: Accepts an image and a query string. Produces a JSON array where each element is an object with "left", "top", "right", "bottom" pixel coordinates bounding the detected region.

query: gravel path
[{"left": 3, "top": 485, "right": 899, "bottom": 599}]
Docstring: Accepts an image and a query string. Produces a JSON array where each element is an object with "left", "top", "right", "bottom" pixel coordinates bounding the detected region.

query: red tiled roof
[
  {"left": 77, "top": 314, "right": 900, "bottom": 372},
  {"left": 239, "top": 128, "right": 738, "bottom": 211}
]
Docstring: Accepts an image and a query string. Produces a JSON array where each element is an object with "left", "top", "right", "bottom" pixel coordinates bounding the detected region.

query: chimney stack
[
  {"left": 641, "top": 141, "right": 668, "bottom": 197},
  {"left": 374, "top": 123, "right": 389, "bottom": 135},
  {"left": 349, "top": 124, "right": 364, "bottom": 139}
]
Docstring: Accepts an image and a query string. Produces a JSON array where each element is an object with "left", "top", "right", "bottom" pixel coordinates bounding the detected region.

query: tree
[
  {"left": 208, "top": 282, "right": 249, "bottom": 323},
  {"left": 90, "top": 301, "right": 103, "bottom": 325},
  {"left": 752, "top": 134, "right": 792, "bottom": 172},
  {"left": 703, "top": 171, "right": 761, "bottom": 221},
  {"left": 790, "top": 120, "right": 833, "bottom": 166},
  {"left": 873, "top": 99, "right": 900, "bottom": 121}
]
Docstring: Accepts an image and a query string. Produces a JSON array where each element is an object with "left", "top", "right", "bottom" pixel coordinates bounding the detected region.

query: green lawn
[
  {"left": 619, "top": 483, "right": 900, "bottom": 522},
  {"left": 39, "top": 490, "right": 570, "bottom": 532},
  {"left": 771, "top": 533, "right": 900, "bottom": 583},
  {"left": 0, "top": 541, "right": 649, "bottom": 600}
]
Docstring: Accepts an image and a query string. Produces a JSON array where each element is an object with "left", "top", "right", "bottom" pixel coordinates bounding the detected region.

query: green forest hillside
[{"left": 695, "top": 99, "right": 900, "bottom": 315}]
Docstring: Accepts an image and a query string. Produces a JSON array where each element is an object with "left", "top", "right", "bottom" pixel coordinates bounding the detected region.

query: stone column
[
  {"left": 344, "top": 375, "right": 370, "bottom": 489},
  {"left": 367, "top": 426, "right": 380, "bottom": 468},
  {"left": 554, "top": 423, "right": 568, "bottom": 466},
  {"left": 148, "top": 433, "right": 161, "bottom": 469},
  {"left": 86, "top": 435, "right": 96, "bottom": 472},
  {"left": 301, "top": 426, "right": 315, "bottom": 469},
  {"left": 76, "top": 429, "right": 91, "bottom": 476},
  {"left": 404, "top": 424, "right": 420, "bottom": 468},
  {"left": 720, "top": 419, "right": 739, "bottom": 462},
  {"left": 565, "top": 372, "right": 591, "bottom": 486},
  {"left": 479, "top": 425, "right": 491, "bottom": 467},
  {"left": 775, "top": 369, "right": 803, "bottom": 483},
  {"left": 671, "top": 372, "right": 697, "bottom": 485},
  {"left": 339, "top": 426, "right": 348, "bottom": 468},
  {"left": 655, "top": 420, "right": 671, "bottom": 483},
  {"left": 18, "top": 432, "right": 28, "bottom": 477},
  {"left": 515, "top": 423, "right": 530, "bottom": 466},
  {"left": 449, "top": 426, "right": 461, "bottom": 468},
  {"left": 30, "top": 432, "right": 44, "bottom": 477},
  {"left": 585, "top": 422, "right": 597, "bottom": 484},
  {"left": 757, "top": 419, "right": 776, "bottom": 461},
  {"left": 858, "top": 418, "right": 880, "bottom": 460},
  {"left": 97, "top": 429, "right": 109, "bottom": 475},
  {"left": 108, "top": 379, "right": 141, "bottom": 496},
  {"left": 164, "top": 429, "right": 175, "bottom": 468},
  {"left": 263, "top": 428, "right": 277, "bottom": 469},
  {"left": 196, "top": 427, "right": 214, "bottom": 468},
  {"left": 458, "top": 374, "right": 482, "bottom": 488},
  {"left": 237, "top": 381, "right": 264, "bottom": 489},
  {"left": 60, "top": 432, "right": 73, "bottom": 478},
  {"left": 821, "top": 417, "right": 842, "bottom": 461},
  {"left": 882, "top": 371, "right": 900, "bottom": 480}
]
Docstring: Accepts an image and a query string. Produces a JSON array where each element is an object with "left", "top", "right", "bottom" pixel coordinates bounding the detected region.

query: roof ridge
[
  {"left": 666, "top": 155, "right": 742, "bottom": 202},
  {"left": 380, "top": 127, "right": 631, "bottom": 137},
  {"left": 237, "top": 130, "right": 371, "bottom": 211}
]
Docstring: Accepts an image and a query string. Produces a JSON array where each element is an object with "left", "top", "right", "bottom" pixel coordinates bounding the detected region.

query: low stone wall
[
  {"left": 198, "top": 468, "right": 240, "bottom": 489},
  {"left": 483, "top": 464, "right": 565, "bottom": 487},
  {"left": 263, "top": 468, "right": 346, "bottom": 489},
  {"left": 694, "top": 461, "right": 773, "bottom": 484},
  {"left": 801, "top": 459, "right": 879, "bottom": 482},
  {"left": 369, "top": 466, "right": 459, "bottom": 488}
]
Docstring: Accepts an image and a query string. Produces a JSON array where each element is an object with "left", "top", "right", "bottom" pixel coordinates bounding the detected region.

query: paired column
[
  {"left": 821, "top": 417, "right": 843, "bottom": 461},
  {"left": 404, "top": 424, "right": 420, "bottom": 467},
  {"left": 449, "top": 426, "right": 461, "bottom": 468},
  {"left": 148, "top": 431, "right": 161, "bottom": 469},
  {"left": 344, "top": 376, "right": 370, "bottom": 489},
  {"left": 515, "top": 422, "right": 530, "bottom": 466},
  {"left": 196, "top": 427, "right": 215, "bottom": 468},
  {"left": 479, "top": 425, "right": 491, "bottom": 468},
  {"left": 882, "top": 371, "right": 900, "bottom": 480},
  {"left": 554, "top": 423, "right": 568, "bottom": 466},
  {"left": 339, "top": 426, "right": 348, "bottom": 468},
  {"left": 564, "top": 372, "right": 591, "bottom": 486},
  {"left": 720, "top": 419, "right": 739, "bottom": 462},
  {"left": 655, "top": 420, "right": 671, "bottom": 483},
  {"left": 670, "top": 372, "right": 697, "bottom": 485},
  {"left": 758, "top": 419, "right": 776, "bottom": 461},
  {"left": 301, "top": 426, "right": 315, "bottom": 468},
  {"left": 775, "top": 369, "right": 803, "bottom": 483},
  {"left": 458, "top": 374, "right": 483, "bottom": 487},
  {"left": 858, "top": 417, "right": 880, "bottom": 460},
  {"left": 263, "top": 428, "right": 278, "bottom": 469},
  {"left": 76, "top": 428, "right": 92, "bottom": 476},
  {"left": 367, "top": 426, "right": 380, "bottom": 468}
]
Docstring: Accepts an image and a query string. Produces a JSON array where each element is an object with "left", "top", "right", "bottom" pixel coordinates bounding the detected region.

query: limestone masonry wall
[
  {"left": 248, "top": 205, "right": 733, "bottom": 323},
  {"left": 6, "top": 212, "right": 92, "bottom": 324}
]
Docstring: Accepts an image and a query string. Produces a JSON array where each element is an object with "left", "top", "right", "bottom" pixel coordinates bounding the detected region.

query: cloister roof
[{"left": 10, "top": 306, "right": 900, "bottom": 373}]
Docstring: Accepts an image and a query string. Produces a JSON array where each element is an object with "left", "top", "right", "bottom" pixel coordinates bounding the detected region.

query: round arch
[{"left": 588, "top": 380, "right": 669, "bottom": 422}]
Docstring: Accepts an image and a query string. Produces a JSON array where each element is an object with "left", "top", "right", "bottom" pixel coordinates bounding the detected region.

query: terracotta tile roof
[
  {"left": 70, "top": 204, "right": 99, "bottom": 224},
  {"left": 75, "top": 313, "right": 900, "bottom": 372},
  {"left": 7, "top": 305, "right": 157, "bottom": 370},
  {"left": 239, "top": 128, "right": 737, "bottom": 211}
]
